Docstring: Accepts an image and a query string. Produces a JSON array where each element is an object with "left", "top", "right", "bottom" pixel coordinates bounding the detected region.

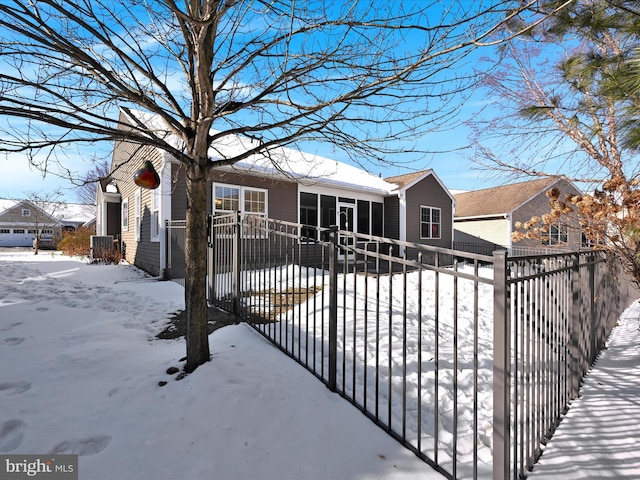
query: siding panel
[{"left": 404, "top": 175, "right": 453, "bottom": 248}]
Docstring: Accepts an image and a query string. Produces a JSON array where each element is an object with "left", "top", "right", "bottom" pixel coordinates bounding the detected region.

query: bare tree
[
  {"left": 0, "top": 0, "right": 569, "bottom": 372},
  {"left": 23, "top": 190, "right": 63, "bottom": 255},
  {"left": 76, "top": 159, "right": 111, "bottom": 205},
  {"left": 469, "top": 0, "right": 640, "bottom": 286}
]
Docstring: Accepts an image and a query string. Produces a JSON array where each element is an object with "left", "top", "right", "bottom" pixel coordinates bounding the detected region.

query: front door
[{"left": 338, "top": 202, "right": 355, "bottom": 261}]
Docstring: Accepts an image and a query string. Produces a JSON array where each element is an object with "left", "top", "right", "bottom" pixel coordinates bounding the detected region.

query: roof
[
  {"left": 385, "top": 170, "right": 431, "bottom": 189},
  {"left": 121, "top": 108, "right": 397, "bottom": 196},
  {"left": 0, "top": 198, "right": 17, "bottom": 215},
  {"left": 453, "top": 177, "right": 561, "bottom": 218},
  {"left": 384, "top": 169, "right": 456, "bottom": 202},
  {"left": 50, "top": 202, "right": 95, "bottom": 224}
]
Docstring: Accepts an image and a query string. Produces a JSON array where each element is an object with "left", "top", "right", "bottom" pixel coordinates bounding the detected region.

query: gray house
[
  {"left": 0, "top": 199, "right": 95, "bottom": 248},
  {"left": 97, "top": 109, "right": 455, "bottom": 276},
  {"left": 453, "top": 177, "right": 583, "bottom": 255}
]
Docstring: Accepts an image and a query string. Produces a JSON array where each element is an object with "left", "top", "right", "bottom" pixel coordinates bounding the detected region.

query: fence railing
[{"left": 166, "top": 214, "right": 635, "bottom": 480}]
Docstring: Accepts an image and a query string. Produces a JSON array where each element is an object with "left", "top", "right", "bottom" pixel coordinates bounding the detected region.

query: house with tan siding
[
  {"left": 97, "top": 109, "right": 455, "bottom": 277},
  {"left": 453, "top": 177, "right": 583, "bottom": 255}
]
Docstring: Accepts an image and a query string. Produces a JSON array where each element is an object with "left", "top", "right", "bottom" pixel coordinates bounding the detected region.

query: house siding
[
  {"left": 171, "top": 164, "right": 187, "bottom": 220},
  {"left": 210, "top": 169, "right": 298, "bottom": 222},
  {"left": 455, "top": 218, "right": 510, "bottom": 247},
  {"left": 404, "top": 175, "right": 453, "bottom": 249},
  {"left": 512, "top": 178, "right": 583, "bottom": 249},
  {"left": 110, "top": 137, "right": 164, "bottom": 276}
]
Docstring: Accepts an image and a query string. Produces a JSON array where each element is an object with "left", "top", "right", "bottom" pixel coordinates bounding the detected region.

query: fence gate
[{"left": 165, "top": 220, "right": 186, "bottom": 286}]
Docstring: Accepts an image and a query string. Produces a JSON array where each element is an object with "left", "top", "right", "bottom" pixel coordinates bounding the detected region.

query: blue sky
[
  {"left": 0, "top": 118, "right": 496, "bottom": 203},
  {"left": 0, "top": 1, "right": 510, "bottom": 203}
]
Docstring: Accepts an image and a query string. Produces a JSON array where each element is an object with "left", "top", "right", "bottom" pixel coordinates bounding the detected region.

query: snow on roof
[
  {"left": 0, "top": 198, "right": 95, "bottom": 223},
  {"left": 0, "top": 198, "right": 17, "bottom": 215},
  {"left": 212, "top": 133, "right": 396, "bottom": 195},
  {"left": 48, "top": 202, "right": 95, "bottom": 223},
  {"left": 121, "top": 108, "right": 397, "bottom": 195}
]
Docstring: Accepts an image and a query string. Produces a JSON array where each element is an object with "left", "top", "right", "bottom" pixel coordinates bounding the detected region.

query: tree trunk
[{"left": 184, "top": 163, "right": 210, "bottom": 372}]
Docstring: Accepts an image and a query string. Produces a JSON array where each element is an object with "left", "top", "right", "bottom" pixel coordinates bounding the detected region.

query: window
[
  {"left": 244, "top": 189, "right": 266, "bottom": 215},
  {"left": 134, "top": 189, "right": 141, "bottom": 242},
  {"left": 28, "top": 229, "right": 37, "bottom": 235},
  {"left": 213, "top": 184, "right": 267, "bottom": 237},
  {"left": 151, "top": 187, "right": 160, "bottom": 241},
  {"left": 14, "top": 229, "right": 25, "bottom": 234},
  {"left": 0, "top": 229, "right": 9, "bottom": 234},
  {"left": 122, "top": 197, "right": 129, "bottom": 231},
  {"left": 371, "top": 202, "right": 383, "bottom": 236},
  {"left": 22, "top": 209, "right": 30, "bottom": 217},
  {"left": 420, "top": 206, "right": 441, "bottom": 239},
  {"left": 299, "top": 193, "right": 383, "bottom": 241},
  {"left": 213, "top": 184, "right": 267, "bottom": 216},
  {"left": 357, "top": 200, "right": 370, "bottom": 235},
  {"left": 542, "top": 224, "right": 567, "bottom": 245},
  {"left": 300, "top": 193, "right": 318, "bottom": 240},
  {"left": 43, "top": 229, "right": 53, "bottom": 235},
  {"left": 214, "top": 185, "right": 240, "bottom": 212},
  {"left": 320, "top": 195, "right": 336, "bottom": 230}
]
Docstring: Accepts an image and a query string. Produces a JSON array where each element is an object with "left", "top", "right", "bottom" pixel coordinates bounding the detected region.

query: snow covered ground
[
  {"left": 1, "top": 249, "right": 638, "bottom": 479},
  {"left": 239, "top": 263, "right": 496, "bottom": 479},
  {"left": 527, "top": 298, "right": 640, "bottom": 479},
  {"left": 0, "top": 250, "right": 444, "bottom": 480}
]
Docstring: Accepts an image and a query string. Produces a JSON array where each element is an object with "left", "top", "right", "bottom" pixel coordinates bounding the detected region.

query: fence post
[
  {"left": 493, "top": 250, "right": 510, "bottom": 480},
  {"left": 233, "top": 211, "right": 242, "bottom": 315},
  {"left": 570, "top": 252, "right": 581, "bottom": 399},
  {"left": 206, "top": 215, "right": 214, "bottom": 303},
  {"left": 328, "top": 225, "right": 338, "bottom": 392},
  {"left": 165, "top": 220, "right": 171, "bottom": 271}
]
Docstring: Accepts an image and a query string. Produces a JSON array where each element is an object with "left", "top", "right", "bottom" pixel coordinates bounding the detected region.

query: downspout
[
  {"left": 451, "top": 200, "right": 456, "bottom": 249},
  {"left": 507, "top": 212, "right": 513, "bottom": 255},
  {"left": 158, "top": 160, "right": 172, "bottom": 277}
]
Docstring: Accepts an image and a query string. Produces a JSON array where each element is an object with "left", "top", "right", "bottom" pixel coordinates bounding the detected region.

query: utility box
[{"left": 90, "top": 235, "right": 114, "bottom": 259}]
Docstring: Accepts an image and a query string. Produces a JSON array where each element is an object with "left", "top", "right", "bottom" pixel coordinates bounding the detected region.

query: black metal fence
[{"left": 166, "top": 213, "right": 636, "bottom": 480}]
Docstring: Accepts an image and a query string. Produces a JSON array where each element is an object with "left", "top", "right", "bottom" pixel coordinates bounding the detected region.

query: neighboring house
[
  {"left": 453, "top": 177, "right": 583, "bottom": 255},
  {"left": 0, "top": 199, "right": 95, "bottom": 247},
  {"left": 97, "top": 109, "right": 455, "bottom": 277}
]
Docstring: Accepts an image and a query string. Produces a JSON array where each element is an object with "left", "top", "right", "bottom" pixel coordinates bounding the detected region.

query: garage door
[{"left": 0, "top": 228, "right": 35, "bottom": 247}]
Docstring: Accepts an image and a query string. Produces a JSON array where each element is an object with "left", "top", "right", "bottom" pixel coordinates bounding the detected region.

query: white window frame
[
  {"left": 213, "top": 183, "right": 268, "bottom": 238},
  {"left": 134, "top": 189, "right": 141, "bottom": 242},
  {"left": 122, "top": 197, "right": 129, "bottom": 231},
  {"left": 420, "top": 206, "right": 442, "bottom": 240},
  {"left": 212, "top": 184, "right": 268, "bottom": 216},
  {"left": 22, "top": 208, "right": 30, "bottom": 217}
]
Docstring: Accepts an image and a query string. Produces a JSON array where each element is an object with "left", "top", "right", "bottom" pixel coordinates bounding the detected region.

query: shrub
[
  {"left": 58, "top": 226, "right": 93, "bottom": 256},
  {"left": 90, "top": 247, "right": 123, "bottom": 265},
  {"left": 58, "top": 227, "right": 123, "bottom": 264}
]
